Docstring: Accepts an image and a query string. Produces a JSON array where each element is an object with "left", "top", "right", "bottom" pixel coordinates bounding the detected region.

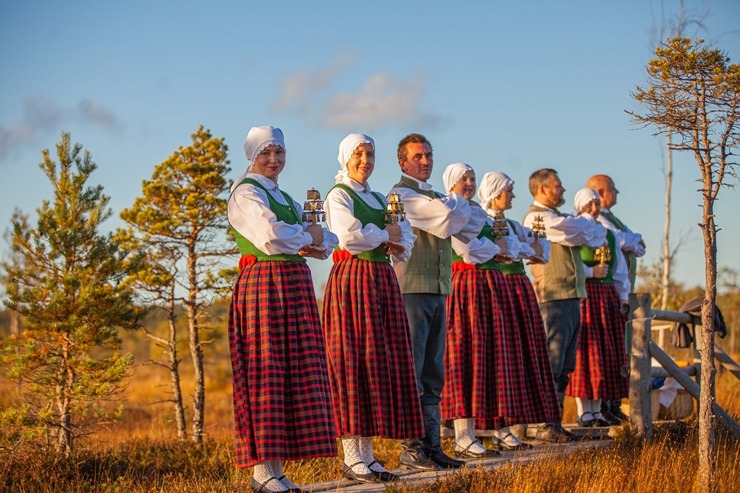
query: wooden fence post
[{"left": 628, "top": 293, "right": 653, "bottom": 440}]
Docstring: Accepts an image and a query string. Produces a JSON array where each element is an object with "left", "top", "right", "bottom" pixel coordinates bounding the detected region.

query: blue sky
[{"left": 1, "top": 0, "right": 739, "bottom": 293}]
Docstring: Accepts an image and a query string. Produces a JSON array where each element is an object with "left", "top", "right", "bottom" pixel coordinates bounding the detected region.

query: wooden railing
[{"left": 627, "top": 293, "right": 740, "bottom": 439}]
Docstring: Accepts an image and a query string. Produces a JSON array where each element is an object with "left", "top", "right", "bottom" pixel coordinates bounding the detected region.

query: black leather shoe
[
  {"left": 400, "top": 446, "right": 439, "bottom": 471},
  {"left": 600, "top": 408, "right": 623, "bottom": 425},
  {"left": 576, "top": 412, "right": 596, "bottom": 427},
  {"left": 608, "top": 402, "right": 629, "bottom": 422},
  {"left": 592, "top": 413, "right": 616, "bottom": 427},
  {"left": 427, "top": 446, "right": 465, "bottom": 469},
  {"left": 251, "top": 477, "right": 289, "bottom": 493},
  {"left": 342, "top": 462, "right": 379, "bottom": 484},
  {"left": 454, "top": 440, "right": 501, "bottom": 459}
]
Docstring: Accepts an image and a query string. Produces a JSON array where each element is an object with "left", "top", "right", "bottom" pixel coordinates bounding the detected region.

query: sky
[{"left": 1, "top": 0, "right": 740, "bottom": 295}]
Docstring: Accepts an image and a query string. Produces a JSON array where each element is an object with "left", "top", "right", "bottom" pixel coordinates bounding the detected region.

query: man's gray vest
[
  {"left": 527, "top": 205, "right": 586, "bottom": 302},
  {"left": 395, "top": 176, "right": 453, "bottom": 294}
]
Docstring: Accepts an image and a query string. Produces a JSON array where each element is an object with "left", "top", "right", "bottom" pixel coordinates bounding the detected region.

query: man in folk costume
[
  {"left": 522, "top": 168, "right": 605, "bottom": 441},
  {"left": 477, "top": 171, "right": 562, "bottom": 446},
  {"left": 389, "top": 134, "right": 482, "bottom": 470},
  {"left": 565, "top": 188, "right": 628, "bottom": 427},
  {"left": 322, "top": 133, "right": 425, "bottom": 484},
  {"left": 586, "top": 174, "right": 646, "bottom": 422},
  {"left": 438, "top": 162, "right": 507, "bottom": 458},
  {"left": 228, "top": 126, "right": 338, "bottom": 493}
]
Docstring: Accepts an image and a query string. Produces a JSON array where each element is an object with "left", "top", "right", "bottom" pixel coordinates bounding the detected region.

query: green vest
[
  {"left": 329, "top": 183, "right": 390, "bottom": 263},
  {"left": 601, "top": 210, "right": 638, "bottom": 292},
  {"left": 228, "top": 178, "right": 305, "bottom": 262},
  {"left": 395, "top": 176, "right": 452, "bottom": 294},
  {"left": 581, "top": 229, "right": 617, "bottom": 284},
  {"left": 451, "top": 220, "right": 525, "bottom": 274},
  {"left": 526, "top": 205, "right": 586, "bottom": 301}
]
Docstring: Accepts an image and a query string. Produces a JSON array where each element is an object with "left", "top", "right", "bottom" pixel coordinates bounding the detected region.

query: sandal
[
  {"left": 342, "top": 461, "right": 379, "bottom": 484},
  {"left": 276, "top": 476, "right": 308, "bottom": 493},
  {"left": 496, "top": 432, "right": 533, "bottom": 451},
  {"left": 250, "top": 477, "right": 289, "bottom": 493},
  {"left": 367, "top": 460, "right": 398, "bottom": 482},
  {"left": 454, "top": 439, "right": 501, "bottom": 458}
]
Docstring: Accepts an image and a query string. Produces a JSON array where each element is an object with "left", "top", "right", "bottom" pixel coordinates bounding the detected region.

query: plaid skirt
[
  {"left": 502, "top": 273, "right": 562, "bottom": 424},
  {"left": 566, "top": 282, "right": 629, "bottom": 400},
  {"left": 441, "top": 268, "right": 537, "bottom": 429},
  {"left": 322, "top": 258, "right": 424, "bottom": 439},
  {"left": 229, "top": 261, "right": 337, "bottom": 468}
]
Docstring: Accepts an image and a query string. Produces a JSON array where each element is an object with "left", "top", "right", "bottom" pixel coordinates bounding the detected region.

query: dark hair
[
  {"left": 528, "top": 168, "right": 558, "bottom": 197},
  {"left": 397, "top": 133, "right": 432, "bottom": 162}
]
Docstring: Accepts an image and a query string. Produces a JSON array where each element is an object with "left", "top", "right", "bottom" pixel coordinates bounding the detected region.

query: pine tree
[
  {"left": 119, "top": 125, "right": 237, "bottom": 444},
  {"left": 630, "top": 36, "right": 739, "bottom": 492},
  {"left": 0, "top": 132, "right": 141, "bottom": 455}
]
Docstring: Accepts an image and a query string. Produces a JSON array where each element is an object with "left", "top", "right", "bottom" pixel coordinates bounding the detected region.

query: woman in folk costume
[
  {"left": 477, "top": 171, "right": 562, "bottom": 446},
  {"left": 228, "top": 126, "right": 338, "bottom": 493},
  {"left": 439, "top": 162, "right": 512, "bottom": 459},
  {"left": 322, "top": 133, "right": 424, "bottom": 484},
  {"left": 565, "top": 188, "right": 629, "bottom": 427}
]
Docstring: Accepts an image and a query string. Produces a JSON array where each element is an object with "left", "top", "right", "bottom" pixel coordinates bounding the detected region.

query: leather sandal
[
  {"left": 496, "top": 432, "right": 533, "bottom": 451},
  {"left": 454, "top": 440, "right": 501, "bottom": 459},
  {"left": 367, "top": 460, "right": 398, "bottom": 482},
  {"left": 576, "top": 412, "right": 597, "bottom": 427},
  {"left": 276, "top": 476, "right": 308, "bottom": 493},
  {"left": 342, "top": 461, "right": 379, "bottom": 484},
  {"left": 250, "top": 477, "right": 289, "bottom": 493}
]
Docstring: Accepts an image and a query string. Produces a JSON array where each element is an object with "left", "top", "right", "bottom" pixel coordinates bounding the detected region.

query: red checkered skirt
[
  {"left": 441, "top": 268, "right": 537, "bottom": 429},
  {"left": 322, "top": 258, "right": 424, "bottom": 439},
  {"left": 566, "top": 282, "right": 629, "bottom": 400},
  {"left": 502, "top": 273, "right": 562, "bottom": 424},
  {"left": 229, "top": 261, "right": 337, "bottom": 468}
]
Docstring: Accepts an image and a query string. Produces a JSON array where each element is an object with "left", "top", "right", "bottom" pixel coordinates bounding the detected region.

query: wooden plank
[
  {"left": 304, "top": 441, "right": 614, "bottom": 492},
  {"left": 650, "top": 308, "right": 693, "bottom": 324},
  {"left": 651, "top": 366, "right": 697, "bottom": 378},
  {"left": 628, "top": 293, "right": 653, "bottom": 439},
  {"left": 649, "top": 340, "right": 740, "bottom": 439},
  {"left": 714, "top": 344, "right": 740, "bottom": 380}
]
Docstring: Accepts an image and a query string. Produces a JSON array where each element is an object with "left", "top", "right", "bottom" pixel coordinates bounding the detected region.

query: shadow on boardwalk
[{"left": 305, "top": 427, "right": 614, "bottom": 492}]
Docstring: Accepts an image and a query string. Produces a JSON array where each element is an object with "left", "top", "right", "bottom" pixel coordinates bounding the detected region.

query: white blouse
[
  {"left": 522, "top": 200, "right": 606, "bottom": 249},
  {"left": 486, "top": 207, "right": 552, "bottom": 263},
  {"left": 389, "top": 173, "right": 483, "bottom": 243},
  {"left": 451, "top": 206, "right": 501, "bottom": 264},
  {"left": 599, "top": 208, "right": 646, "bottom": 257},
  {"left": 228, "top": 173, "right": 338, "bottom": 259},
  {"left": 325, "top": 175, "right": 416, "bottom": 262}
]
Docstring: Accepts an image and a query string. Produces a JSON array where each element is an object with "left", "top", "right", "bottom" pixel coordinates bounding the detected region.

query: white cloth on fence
[{"left": 657, "top": 376, "right": 684, "bottom": 408}]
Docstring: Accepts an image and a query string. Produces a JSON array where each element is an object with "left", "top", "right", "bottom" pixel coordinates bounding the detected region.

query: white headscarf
[
  {"left": 232, "top": 126, "right": 286, "bottom": 191},
  {"left": 442, "top": 162, "right": 474, "bottom": 193},
  {"left": 573, "top": 187, "right": 600, "bottom": 215},
  {"left": 477, "top": 171, "right": 514, "bottom": 208},
  {"left": 335, "top": 133, "right": 374, "bottom": 183}
]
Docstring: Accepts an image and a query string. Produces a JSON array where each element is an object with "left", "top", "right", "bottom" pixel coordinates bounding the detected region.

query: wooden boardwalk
[{"left": 303, "top": 426, "right": 615, "bottom": 492}]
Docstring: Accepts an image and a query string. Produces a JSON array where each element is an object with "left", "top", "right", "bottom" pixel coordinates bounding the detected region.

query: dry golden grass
[
  {"left": 1, "top": 345, "right": 739, "bottom": 492},
  {"left": 383, "top": 423, "right": 740, "bottom": 493}
]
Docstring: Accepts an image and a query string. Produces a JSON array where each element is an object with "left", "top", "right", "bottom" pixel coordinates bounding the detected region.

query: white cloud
[
  {"left": 320, "top": 74, "right": 433, "bottom": 129},
  {"left": 79, "top": 99, "right": 121, "bottom": 130},
  {"left": 273, "top": 50, "right": 354, "bottom": 113},
  {"left": 0, "top": 96, "right": 122, "bottom": 161},
  {"left": 272, "top": 52, "right": 440, "bottom": 130}
]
